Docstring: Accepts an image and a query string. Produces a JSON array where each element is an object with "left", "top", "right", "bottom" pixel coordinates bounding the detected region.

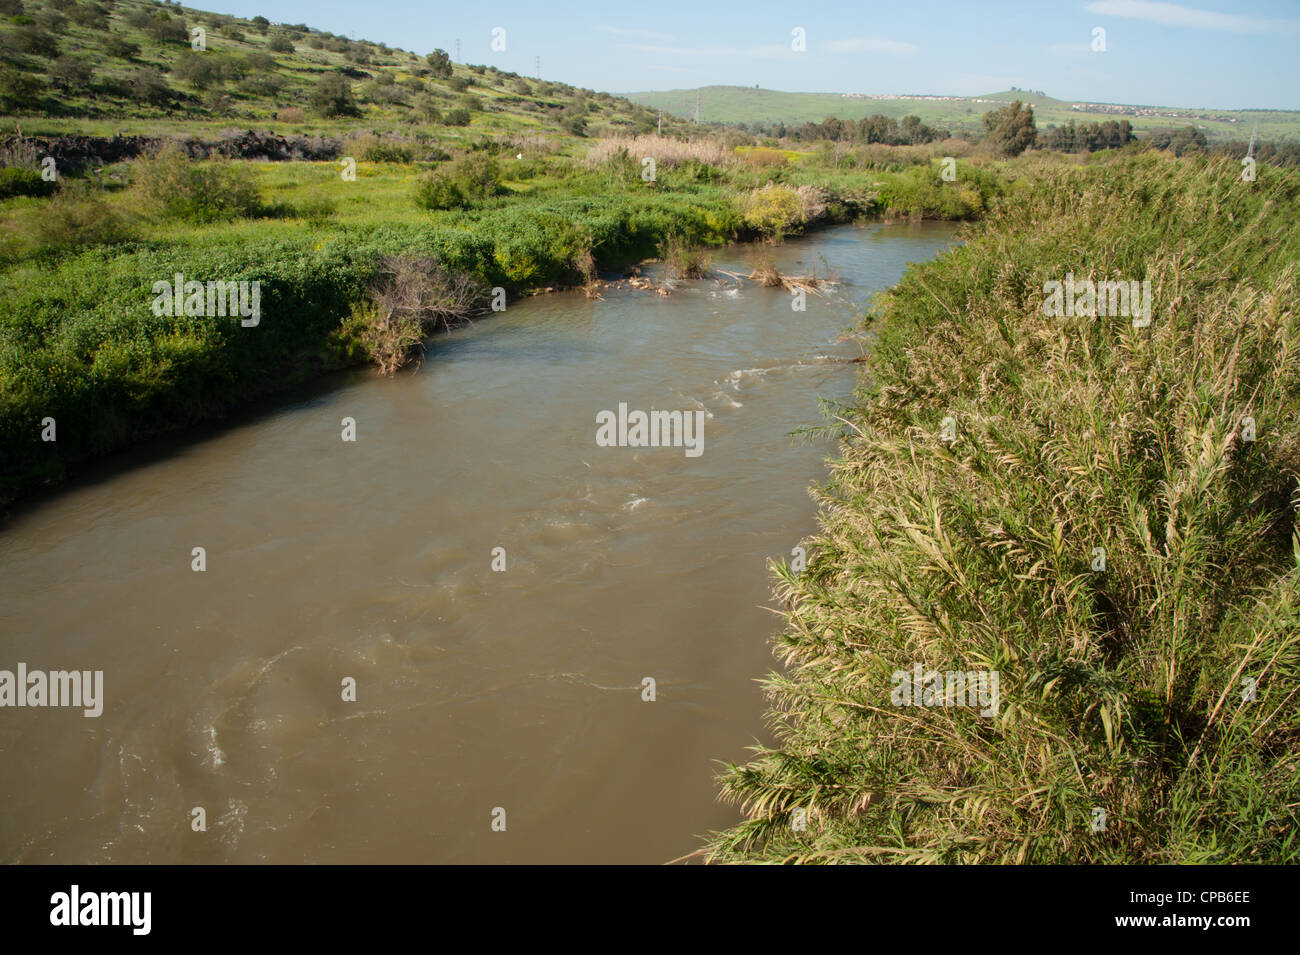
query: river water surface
[{"left": 0, "top": 221, "right": 959, "bottom": 863}]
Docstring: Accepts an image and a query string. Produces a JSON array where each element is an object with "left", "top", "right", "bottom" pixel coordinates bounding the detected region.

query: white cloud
[
  {"left": 827, "top": 35, "right": 921, "bottom": 55},
  {"left": 1084, "top": 0, "right": 1298, "bottom": 33}
]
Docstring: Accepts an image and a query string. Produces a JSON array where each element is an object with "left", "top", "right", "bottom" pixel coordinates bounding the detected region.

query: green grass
[
  {"left": 706, "top": 152, "right": 1300, "bottom": 863},
  {"left": 627, "top": 86, "right": 1300, "bottom": 143}
]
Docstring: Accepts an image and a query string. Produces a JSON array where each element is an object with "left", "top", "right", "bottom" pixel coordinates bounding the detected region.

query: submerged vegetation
[{"left": 706, "top": 154, "right": 1300, "bottom": 863}]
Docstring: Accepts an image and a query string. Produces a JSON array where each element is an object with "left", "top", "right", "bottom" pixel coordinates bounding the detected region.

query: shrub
[
  {"left": 48, "top": 55, "right": 93, "bottom": 92},
  {"left": 101, "top": 34, "right": 141, "bottom": 60},
  {"left": 127, "top": 67, "right": 171, "bottom": 106},
  {"left": 32, "top": 188, "right": 130, "bottom": 252},
  {"left": 0, "top": 68, "right": 42, "bottom": 109},
  {"left": 425, "top": 49, "right": 451, "bottom": 78},
  {"left": 144, "top": 11, "right": 187, "bottom": 45},
  {"left": 130, "top": 146, "right": 262, "bottom": 223},
  {"left": 67, "top": 3, "right": 108, "bottom": 28},
  {"left": 739, "top": 183, "right": 804, "bottom": 240},
  {"left": 276, "top": 106, "right": 305, "bottom": 123},
  {"left": 659, "top": 233, "right": 708, "bottom": 278},
  {"left": 310, "top": 73, "right": 359, "bottom": 117},
  {"left": 266, "top": 30, "right": 295, "bottom": 53},
  {"left": 13, "top": 24, "right": 60, "bottom": 57},
  {"left": 442, "top": 108, "right": 470, "bottom": 127},
  {"left": 171, "top": 50, "right": 225, "bottom": 89},
  {"left": 344, "top": 254, "right": 487, "bottom": 374},
  {"left": 0, "top": 166, "right": 55, "bottom": 199},
  {"left": 33, "top": 10, "right": 67, "bottom": 33},
  {"left": 412, "top": 170, "right": 465, "bottom": 210}
]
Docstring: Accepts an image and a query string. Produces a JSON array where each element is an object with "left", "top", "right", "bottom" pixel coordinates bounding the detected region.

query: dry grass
[
  {"left": 707, "top": 154, "right": 1300, "bottom": 864},
  {"left": 585, "top": 135, "right": 730, "bottom": 169}
]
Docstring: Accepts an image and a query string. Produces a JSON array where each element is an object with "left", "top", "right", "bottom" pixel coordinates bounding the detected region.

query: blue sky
[{"left": 206, "top": 1, "right": 1300, "bottom": 109}]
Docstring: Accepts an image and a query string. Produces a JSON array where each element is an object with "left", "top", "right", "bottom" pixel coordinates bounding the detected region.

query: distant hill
[{"left": 626, "top": 85, "right": 1300, "bottom": 143}]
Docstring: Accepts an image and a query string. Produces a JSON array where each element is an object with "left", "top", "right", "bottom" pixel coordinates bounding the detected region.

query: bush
[
  {"left": 412, "top": 170, "right": 465, "bottom": 210},
  {"left": 144, "top": 11, "right": 188, "bottom": 45},
  {"left": 739, "top": 183, "right": 804, "bottom": 240},
  {"left": 425, "top": 49, "right": 452, "bottom": 78},
  {"left": 13, "top": 24, "right": 60, "bottom": 57},
  {"left": 443, "top": 108, "right": 471, "bottom": 127},
  {"left": 101, "top": 34, "right": 141, "bottom": 60},
  {"left": 267, "top": 30, "right": 294, "bottom": 53},
  {"left": 659, "top": 233, "right": 708, "bottom": 278},
  {"left": 33, "top": 10, "right": 68, "bottom": 33},
  {"left": 0, "top": 166, "right": 56, "bottom": 199},
  {"left": 0, "top": 68, "right": 42, "bottom": 109},
  {"left": 127, "top": 67, "right": 171, "bottom": 106},
  {"left": 310, "top": 73, "right": 359, "bottom": 117},
  {"left": 344, "top": 254, "right": 487, "bottom": 374},
  {"left": 171, "top": 50, "right": 225, "bottom": 89},
  {"left": 130, "top": 147, "right": 262, "bottom": 223},
  {"left": 32, "top": 188, "right": 131, "bottom": 252},
  {"left": 67, "top": 3, "right": 108, "bottom": 28}
]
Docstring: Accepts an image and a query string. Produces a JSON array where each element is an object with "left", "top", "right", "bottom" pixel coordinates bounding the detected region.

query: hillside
[
  {"left": 626, "top": 85, "right": 1300, "bottom": 143},
  {"left": 0, "top": 0, "right": 664, "bottom": 140}
]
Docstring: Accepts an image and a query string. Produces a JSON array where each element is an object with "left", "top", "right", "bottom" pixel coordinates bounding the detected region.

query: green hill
[
  {"left": 0, "top": 0, "right": 663, "bottom": 140},
  {"left": 627, "top": 85, "right": 1300, "bottom": 143}
]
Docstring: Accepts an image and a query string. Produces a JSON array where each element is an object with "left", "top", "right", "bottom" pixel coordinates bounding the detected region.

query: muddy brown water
[{"left": 0, "top": 221, "right": 960, "bottom": 863}]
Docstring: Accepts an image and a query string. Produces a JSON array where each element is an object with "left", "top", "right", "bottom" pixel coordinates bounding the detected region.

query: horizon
[{"left": 189, "top": 0, "right": 1300, "bottom": 112}]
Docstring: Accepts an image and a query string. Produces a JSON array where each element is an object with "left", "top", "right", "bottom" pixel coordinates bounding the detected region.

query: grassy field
[
  {"left": 627, "top": 85, "right": 1300, "bottom": 143},
  {"left": 706, "top": 152, "right": 1300, "bottom": 863}
]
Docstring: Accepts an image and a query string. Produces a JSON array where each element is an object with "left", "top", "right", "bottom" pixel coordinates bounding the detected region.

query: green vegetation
[
  {"left": 707, "top": 154, "right": 1300, "bottom": 863},
  {"left": 629, "top": 85, "right": 1300, "bottom": 144}
]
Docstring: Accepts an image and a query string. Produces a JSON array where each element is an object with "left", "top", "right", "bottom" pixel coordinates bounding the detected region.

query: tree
[
  {"left": 0, "top": 68, "right": 42, "bottom": 110},
  {"left": 267, "top": 30, "right": 295, "bottom": 53},
  {"left": 128, "top": 66, "right": 171, "bottom": 106},
  {"left": 310, "top": 73, "right": 359, "bottom": 117},
  {"left": 171, "top": 51, "right": 224, "bottom": 89},
  {"left": 101, "top": 34, "right": 141, "bottom": 60},
  {"left": 14, "top": 25, "right": 60, "bottom": 58},
  {"left": 49, "top": 54, "right": 93, "bottom": 92},
  {"left": 425, "top": 49, "right": 452, "bottom": 78},
  {"left": 250, "top": 15, "right": 269, "bottom": 33},
  {"left": 145, "top": 11, "right": 188, "bottom": 46},
  {"left": 982, "top": 99, "right": 1037, "bottom": 156}
]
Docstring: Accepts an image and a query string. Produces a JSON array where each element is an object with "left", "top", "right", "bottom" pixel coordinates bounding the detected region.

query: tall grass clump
[
  {"left": 659, "top": 232, "right": 709, "bottom": 278},
  {"left": 130, "top": 145, "right": 262, "bottom": 223},
  {"left": 707, "top": 153, "right": 1300, "bottom": 864}
]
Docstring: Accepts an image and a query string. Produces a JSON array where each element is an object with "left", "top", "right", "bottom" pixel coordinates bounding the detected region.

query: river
[{"left": 0, "top": 220, "right": 960, "bottom": 863}]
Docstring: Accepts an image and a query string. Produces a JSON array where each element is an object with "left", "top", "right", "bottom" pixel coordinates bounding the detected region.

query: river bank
[
  {"left": 0, "top": 144, "right": 1008, "bottom": 508},
  {"left": 706, "top": 153, "right": 1300, "bottom": 864}
]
